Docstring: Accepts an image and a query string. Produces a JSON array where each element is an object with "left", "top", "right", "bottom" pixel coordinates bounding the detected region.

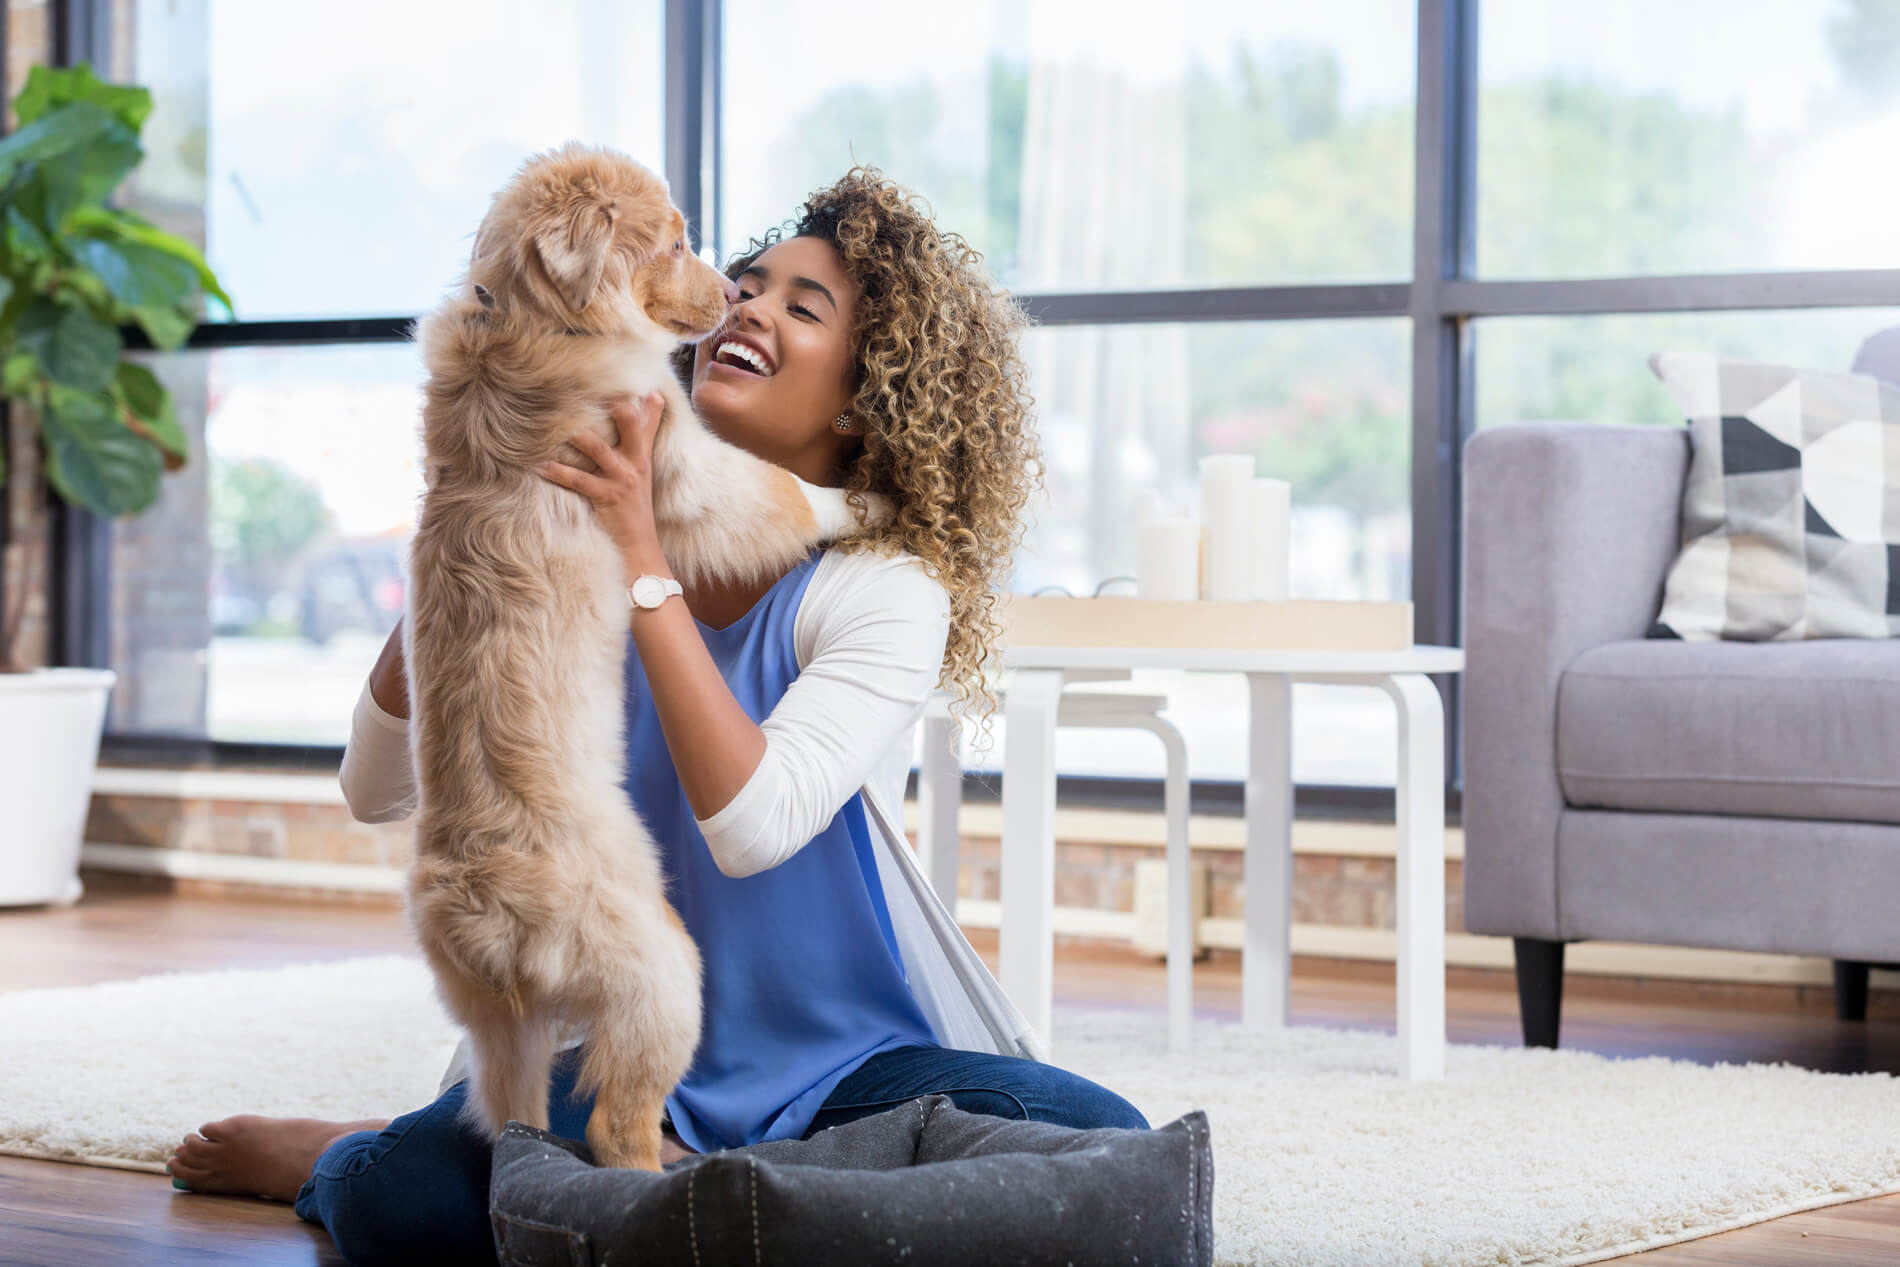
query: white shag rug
[{"left": 4, "top": 956, "right": 1899, "bottom": 1267}]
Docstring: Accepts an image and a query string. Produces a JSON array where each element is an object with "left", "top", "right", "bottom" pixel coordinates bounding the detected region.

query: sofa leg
[
  {"left": 1834, "top": 960, "right": 1871, "bottom": 1022},
  {"left": 1513, "top": 937, "right": 1565, "bottom": 1049}
]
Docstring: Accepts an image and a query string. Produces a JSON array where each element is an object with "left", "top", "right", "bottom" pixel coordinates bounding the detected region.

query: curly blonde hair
[{"left": 678, "top": 167, "right": 1040, "bottom": 721}]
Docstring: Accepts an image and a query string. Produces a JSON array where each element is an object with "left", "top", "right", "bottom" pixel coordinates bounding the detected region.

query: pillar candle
[
  {"left": 1250, "top": 477, "right": 1291, "bottom": 601},
  {"left": 1136, "top": 516, "right": 1200, "bottom": 601},
  {"left": 1198, "top": 454, "right": 1256, "bottom": 600}
]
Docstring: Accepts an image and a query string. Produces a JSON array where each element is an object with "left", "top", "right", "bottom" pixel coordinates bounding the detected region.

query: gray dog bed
[{"left": 489, "top": 1093, "right": 1214, "bottom": 1266}]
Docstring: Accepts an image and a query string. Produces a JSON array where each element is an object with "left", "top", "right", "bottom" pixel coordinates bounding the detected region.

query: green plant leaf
[
  {"left": 14, "top": 64, "right": 152, "bottom": 132},
  {"left": 111, "top": 361, "right": 188, "bottom": 465},
  {"left": 41, "top": 384, "right": 161, "bottom": 517},
  {"left": 70, "top": 206, "right": 232, "bottom": 309},
  {"left": 1, "top": 350, "right": 37, "bottom": 396},
  {"left": 32, "top": 124, "right": 142, "bottom": 223},
  {"left": 127, "top": 301, "right": 193, "bottom": 351},
  {"left": 0, "top": 101, "right": 119, "bottom": 185},
  {"left": 75, "top": 237, "right": 199, "bottom": 312},
  {"left": 7, "top": 205, "right": 56, "bottom": 259},
  {"left": 17, "top": 298, "right": 122, "bottom": 392}
]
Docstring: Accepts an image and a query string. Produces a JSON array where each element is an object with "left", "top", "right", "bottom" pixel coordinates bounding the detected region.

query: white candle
[
  {"left": 1198, "top": 454, "right": 1255, "bottom": 601},
  {"left": 1136, "top": 516, "right": 1200, "bottom": 601},
  {"left": 1250, "top": 477, "right": 1291, "bottom": 601}
]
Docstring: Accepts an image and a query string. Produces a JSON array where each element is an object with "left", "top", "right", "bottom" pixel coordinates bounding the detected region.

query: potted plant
[{"left": 0, "top": 64, "right": 229, "bottom": 906}]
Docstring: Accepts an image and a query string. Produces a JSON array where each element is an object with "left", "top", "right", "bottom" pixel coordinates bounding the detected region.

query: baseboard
[
  {"left": 92, "top": 767, "right": 348, "bottom": 805},
  {"left": 906, "top": 802, "right": 1464, "bottom": 860},
  {"left": 81, "top": 841, "right": 403, "bottom": 893},
  {"left": 950, "top": 900, "right": 1850, "bottom": 988}
]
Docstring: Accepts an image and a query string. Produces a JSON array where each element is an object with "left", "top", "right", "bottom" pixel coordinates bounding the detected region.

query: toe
[
  {"left": 177, "top": 1134, "right": 216, "bottom": 1165},
  {"left": 166, "top": 1154, "right": 208, "bottom": 1188}
]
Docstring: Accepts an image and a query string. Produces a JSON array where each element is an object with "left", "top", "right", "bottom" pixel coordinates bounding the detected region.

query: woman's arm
[
  {"left": 691, "top": 550, "right": 949, "bottom": 877},
  {"left": 338, "top": 620, "right": 419, "bottom": 823},
  {"left": 544, "top": 394, "right": 773, "bottom": 820},
  {"left": 367, "top": 617, "right": 409, "bottom": 719},
  {"left": 543, "top": 395, "right": 946, "bottom": 877}
]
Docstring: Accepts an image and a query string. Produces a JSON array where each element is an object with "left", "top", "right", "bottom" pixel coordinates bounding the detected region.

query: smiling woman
[
  {"left": 691, "top": 236, "right": 864, "bottom": 485},
  {"left": 675, "top": 168, "right": 1042, "bottom": 723}
]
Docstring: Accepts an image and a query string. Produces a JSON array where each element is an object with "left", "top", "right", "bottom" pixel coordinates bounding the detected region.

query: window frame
[{"left": 45, "top": 0, "right": 1900, "bottom": 816}]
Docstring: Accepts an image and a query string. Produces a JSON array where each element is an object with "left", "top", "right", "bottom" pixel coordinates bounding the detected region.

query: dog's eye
[{"left": 674, "top": 239, "right": 683, "bottom": 253}]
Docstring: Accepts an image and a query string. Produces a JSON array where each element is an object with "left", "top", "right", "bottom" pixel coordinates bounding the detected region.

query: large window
[
  {"left": 52, "top": 0, "right": 1900, "bottom": 805},
  {"left": 119, "top": 0, "right": 665, "bottom": 320},
  {"left": 1478, "top": 1, "right": 1900, "bottom": 277},
  {"left": 110, "top": 345, "right": 425, "bottom": 742},
  {"left": 720, "top": 0, "right": 1416, "bottom": 290}
]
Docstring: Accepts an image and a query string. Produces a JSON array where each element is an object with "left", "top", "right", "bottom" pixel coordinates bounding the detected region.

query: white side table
[{"left": 998, "top": 644, "right": 1465, "bottom": 1081}]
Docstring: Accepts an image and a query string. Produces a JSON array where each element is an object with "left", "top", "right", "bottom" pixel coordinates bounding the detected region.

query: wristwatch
[{"left": 627, "top": 574, "right": 683, "bottom": 611}]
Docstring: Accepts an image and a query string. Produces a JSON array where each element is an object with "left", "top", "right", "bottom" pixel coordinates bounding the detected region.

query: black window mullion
[
  {"left": 50, "top": 0, "right": 112, "bottom": 673},
  {"left": 1410, "top": 0, "right": 1477, "bottom": 792}
]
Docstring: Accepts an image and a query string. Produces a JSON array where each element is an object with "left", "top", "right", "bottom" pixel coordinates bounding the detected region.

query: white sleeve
[
  {"left": 694, "top": 549, "right": 949, "bottom": 878},
  {"left": 338, "top": 675, "right": 419, "bottom": 824}
]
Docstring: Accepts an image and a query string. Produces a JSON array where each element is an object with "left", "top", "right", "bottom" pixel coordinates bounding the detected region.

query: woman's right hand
[{"left": 369, "top": 617, "right": 409, "bottom": 720}]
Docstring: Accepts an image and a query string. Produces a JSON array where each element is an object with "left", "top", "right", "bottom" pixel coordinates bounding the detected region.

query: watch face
[{"left": 632, "top": 576, "right": 666, "bottom": 608}]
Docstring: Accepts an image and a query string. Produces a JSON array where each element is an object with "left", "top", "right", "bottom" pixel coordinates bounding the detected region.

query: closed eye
[{"left": 733, "top": 289, "right": 820, "bottom": 322}]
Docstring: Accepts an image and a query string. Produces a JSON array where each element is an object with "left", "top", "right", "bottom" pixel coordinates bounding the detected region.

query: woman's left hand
[{"left": 541, "top": 391, "right": 670, "bottom": 578}]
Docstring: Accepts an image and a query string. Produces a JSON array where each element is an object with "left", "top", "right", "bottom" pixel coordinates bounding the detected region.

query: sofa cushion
[
  {"left": 1646, "top": 352, "right": 1900, "bottom": 642},
  {"left": 1558, "top": 638, "right": 1900, "bottom": 824}
]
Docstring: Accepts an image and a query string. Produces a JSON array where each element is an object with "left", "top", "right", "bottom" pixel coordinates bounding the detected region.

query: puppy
[{"left": 404, "top": 143, "right": 874, "bottom": 1170}]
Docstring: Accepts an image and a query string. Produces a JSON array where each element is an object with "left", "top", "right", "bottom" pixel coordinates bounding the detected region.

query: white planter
[{"left": 0, "top": 668, "right": 117, "bottom": 907}]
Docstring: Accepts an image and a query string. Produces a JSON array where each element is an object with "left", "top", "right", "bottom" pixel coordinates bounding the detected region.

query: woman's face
[{"left": 690, "top": 235, "right": 862, "bottom": 485}]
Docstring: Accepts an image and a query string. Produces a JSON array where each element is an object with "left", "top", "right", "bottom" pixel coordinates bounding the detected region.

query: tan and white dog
[{"left": 403, "top": 144, "right": 874, "bottom": 1171}]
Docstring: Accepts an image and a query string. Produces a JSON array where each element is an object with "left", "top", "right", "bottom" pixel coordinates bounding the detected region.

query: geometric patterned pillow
[{"left": 1647, "top": 352, "right": 1900, "bottom": 641}]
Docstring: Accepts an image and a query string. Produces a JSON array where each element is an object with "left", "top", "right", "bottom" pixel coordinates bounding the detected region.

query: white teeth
[{"left": 715, "top": 340, "right": 771, "bottom": 376}]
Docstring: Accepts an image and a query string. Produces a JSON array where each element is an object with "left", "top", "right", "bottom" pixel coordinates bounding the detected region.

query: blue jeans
[{"left": 292, "top": 1043, "right": 1148, "bottom": 1266}]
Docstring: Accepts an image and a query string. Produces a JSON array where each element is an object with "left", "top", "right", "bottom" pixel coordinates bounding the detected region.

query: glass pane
[
  {"left": 972, "top": 319, "right": 1411, "bottom": 788},
  {"left": 102, "top": 0, "right": 663, "bottom": 322},
  {"left": 1477, "top": 308, "right": 1900, "bottom": 432},
  {"left": 1479, "top": 0, "right": 1900, "bottom": 276},
  {"left": 110, "top": 345, "right": 427, "bottom": 743},
  {"left": 720, "top": 0, "right": 1415, "bottom": 290}
]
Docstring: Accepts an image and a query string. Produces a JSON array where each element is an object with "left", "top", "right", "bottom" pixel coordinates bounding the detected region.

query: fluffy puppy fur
[{"left": 404, "top": 143, "right": 873, "bottom": 1171}]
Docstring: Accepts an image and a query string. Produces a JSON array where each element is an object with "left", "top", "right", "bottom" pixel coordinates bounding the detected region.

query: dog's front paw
[{"left": 801, "top": 482, "right": 894, "bottom": 541}]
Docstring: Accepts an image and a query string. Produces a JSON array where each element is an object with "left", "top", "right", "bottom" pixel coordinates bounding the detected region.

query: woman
[{"left": 163, "top": 168, "right": 1147, "bottom": 1264}]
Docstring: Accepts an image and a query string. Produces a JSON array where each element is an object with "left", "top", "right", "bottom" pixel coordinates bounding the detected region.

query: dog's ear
[{"left": 531, "top": 199, "right": 619, "bottom": 313}]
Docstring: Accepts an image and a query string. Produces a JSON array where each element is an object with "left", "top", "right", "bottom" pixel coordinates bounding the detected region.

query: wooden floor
[{"left": 2, "top": 874, "right": 1897, "bottom": 1266}]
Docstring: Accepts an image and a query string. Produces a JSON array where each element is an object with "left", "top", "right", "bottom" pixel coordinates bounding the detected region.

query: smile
[{"left": 712, "top": 339, "right": 773, "bottom": 377}]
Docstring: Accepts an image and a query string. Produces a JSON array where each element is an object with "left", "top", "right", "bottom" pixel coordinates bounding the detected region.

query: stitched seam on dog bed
[
  {"left": 749, "top": 1156, "right": 761, "bottom": 1266},
  {"left": 1187, "top": 1116, "right": 1199, "bottom": 1262},
  {"left": 687, "top": 1164, "right": 701, "bottom": 1267}
]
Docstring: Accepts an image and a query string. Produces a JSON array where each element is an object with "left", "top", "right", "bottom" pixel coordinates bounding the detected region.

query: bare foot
[
  {"left": 166, "top": 1114, "right": 390, "bottom": 1202},
  {"left": 660, "top": 1123, "right": 697, "bottom": 1166}
]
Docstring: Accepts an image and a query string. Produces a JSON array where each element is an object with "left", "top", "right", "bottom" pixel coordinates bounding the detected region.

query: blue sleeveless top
[{"left": 620, "top": 550, "right": 939, "bottom": 1152}]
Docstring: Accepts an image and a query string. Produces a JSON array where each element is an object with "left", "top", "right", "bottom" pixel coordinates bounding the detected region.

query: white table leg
[
  {"left": 999, "top": 668, "right": 1064, "bottom": 1053},
  {"left": 1242, "top": 673, "right": 1293, "bottom": 1031},
  {"left": 917, "top": 705, "right": 963, "bottom": 916},
  {"left": 1382, "top": 672, "right": 1446, "bottom": 1081}
]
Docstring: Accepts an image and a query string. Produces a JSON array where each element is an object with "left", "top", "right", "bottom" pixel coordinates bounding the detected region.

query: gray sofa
[{"left": 1461, "top": 333, "right": 1900, "bottom": 1048}]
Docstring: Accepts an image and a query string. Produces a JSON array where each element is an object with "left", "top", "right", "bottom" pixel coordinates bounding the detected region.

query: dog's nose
[{"left": 722, "top": 277, "right": 742, "bottom": 305}]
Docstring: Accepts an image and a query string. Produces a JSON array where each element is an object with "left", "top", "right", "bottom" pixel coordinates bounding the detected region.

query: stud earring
[{"left": 834, "top": 414, "right": 852, "bottom": 433}]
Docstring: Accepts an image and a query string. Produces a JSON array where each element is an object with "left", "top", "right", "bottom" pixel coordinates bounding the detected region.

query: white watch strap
[{"left": 627, "top": 574, "right": 684, "bottom": 609}]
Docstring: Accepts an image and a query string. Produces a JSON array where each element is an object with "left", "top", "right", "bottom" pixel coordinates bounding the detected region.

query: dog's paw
[{"left": 800, "top": 482, "right": 894, "bottom": 542}]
